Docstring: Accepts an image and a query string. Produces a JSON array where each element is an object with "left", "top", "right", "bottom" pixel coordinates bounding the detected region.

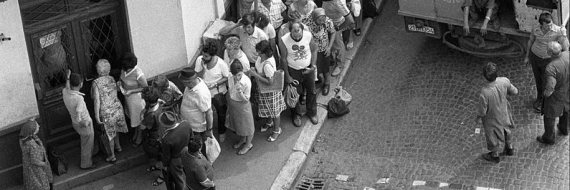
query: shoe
[
  {"left": 267, "top": 128, "right": 282, "bottom": 142},
  {"left": 310, "top": 115, "right": 318, "bottom": 125},
  {"left": 293, "top": 115, "right": 302, "bottom": 127},
  {"left": 533, "top": 99, "right": 542, "bottom": 113},
  {"left": 493, "top": 19, "right": 501, "bottom": 30},
  {"left": 233, "top": 141, "right": 246, "bottom": 149},
  {"left": 132, "top": 142, "right": 142, "bottom": 148},
  {"left": 481, "top": 152, "right": 500, "bottom": 163},
  {"left": 300, "top": 95, "right": 306, "bottom": 105},
  {"left": 503, "top": 147, "right": 515, "bottom": 156},
  {"left": 152, "top": 177, "right": 164, "bottom": 186},
  {"left": 115, "top": 147, "right": 122, "bottom": 153},
  {"left": 536, "top": 136, "right": 555, "bottom": 145},
  {"left": 557, "top": 124, "right": 568, "bottom": 136},
  {"left": 105, "top": 157, "right": 117, "bottom": 164},
  {"left": 322, "top": 84, "right": 330, "bottom": 96},
  {"left": 219, "top": 133, "right": 226, "bottom": 143},
  {"left": 332, "top": 65, "right": 342, "bottom": 76},
  {"left": 345, "top": 42, "right": 354, "bottom": 51},
  {"left": 146, "top": 165, "right": 160, "bottom": 172},
  {"left": 261, "top": 121, "right": 274, "bottom": 132},
  {"left": 353, "top": 29, "right": 361, "bottom": 36},
  {"left": 237, "top": 144, "right": 253, "bottom": 155},
  {"left": 81, "top": 164, "right": 98, "bottom": 170}
]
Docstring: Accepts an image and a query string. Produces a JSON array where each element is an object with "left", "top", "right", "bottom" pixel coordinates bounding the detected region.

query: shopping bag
[
  {"left": 285, "top": 84, "right": 299, "bottom": 108},
  {"left": 47, "top": 147, "right": 68, "bottom": 176},
  {"left": 334, "top": 86, "right": 352, "bottom": 105},
  {"left": 327, "top": 97, "right": 350, "bottom": 118},
  {"left": 205, "top": 137, "right": 221, "bottom": 164}
]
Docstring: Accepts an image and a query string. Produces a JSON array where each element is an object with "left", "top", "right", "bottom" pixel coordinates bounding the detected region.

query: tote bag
[{"left": 258, "top": 62, "right": 285, "bottom": 93}]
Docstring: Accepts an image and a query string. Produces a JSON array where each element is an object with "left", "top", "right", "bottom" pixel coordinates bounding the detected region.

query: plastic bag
[
  {"left": 334, "top": 86, "right": 352, "bottom": 105},
  {"left": 205, "top": 137, "right": 221, "bottom": 164}
]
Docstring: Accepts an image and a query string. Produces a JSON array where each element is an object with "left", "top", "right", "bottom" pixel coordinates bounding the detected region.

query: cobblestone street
[{"left": 297, "top": 0, "right": 570, "bottom": 190}]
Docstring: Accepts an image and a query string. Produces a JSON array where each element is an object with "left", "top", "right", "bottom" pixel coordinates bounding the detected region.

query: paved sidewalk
[{"left": 295, "top": 0, "right": 570, "bottom": 190}]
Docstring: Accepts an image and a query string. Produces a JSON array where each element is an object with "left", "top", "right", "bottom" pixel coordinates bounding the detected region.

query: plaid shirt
[{"left": 257, "top": 0, "right": 287, "bottom": 28}]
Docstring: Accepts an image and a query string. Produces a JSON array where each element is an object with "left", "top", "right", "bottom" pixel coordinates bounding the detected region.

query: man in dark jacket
[
  {"left": 160, "top": 111, "right": 192, "bottom": 190},
  {"left": 537, "top": 41, "right": 570, "bottom": 145}
]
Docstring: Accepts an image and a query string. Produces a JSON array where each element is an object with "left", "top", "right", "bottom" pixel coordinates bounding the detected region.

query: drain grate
[{"left": 295, "top": 177, "right": 327, "bottom": 190}]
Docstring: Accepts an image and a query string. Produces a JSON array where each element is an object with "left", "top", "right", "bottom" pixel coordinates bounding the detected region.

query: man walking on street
[
  {"left": 476, "top": 62, "right": 517, "bottom": 163},
  {"left": 179, "top": 68, "right": 214, "bottom": 157},
  {"left": 537, "top": 42, "right": 570, "bottom": 145},
  {"left": 160, "top": 111, "right": 192, "bottom": 190},
  {"left": 279, "top": 22, "right": 319, "bottom": 127}
]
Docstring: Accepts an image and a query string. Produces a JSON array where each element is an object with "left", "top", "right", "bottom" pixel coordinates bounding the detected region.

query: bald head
[{"left": 547, "top": 41, "right": 562, "bottom": 56}]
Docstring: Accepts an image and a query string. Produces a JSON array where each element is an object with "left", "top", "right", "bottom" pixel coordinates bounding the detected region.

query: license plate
[{"left": 407, "top": 24, "right": 434, "bottom": 34}]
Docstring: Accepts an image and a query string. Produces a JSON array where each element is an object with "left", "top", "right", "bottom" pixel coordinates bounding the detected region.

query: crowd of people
[{"left": 18, "top": 0, "right": 372, "bottom": 189}]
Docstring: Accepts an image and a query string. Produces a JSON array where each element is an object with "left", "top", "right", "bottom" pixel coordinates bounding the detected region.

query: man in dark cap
[
  {"left": 178, "top": 67, "right": 213, "bottom": 156},
  {"left": 160, "top": 111, "right": 192, "bottom": 190}
]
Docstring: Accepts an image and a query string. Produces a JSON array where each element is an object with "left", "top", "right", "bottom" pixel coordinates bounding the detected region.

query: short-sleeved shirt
[
  {"left": 223, "top": 49, "right": 251, "bottom": 73},
  {"left": 544, "top": 51, "right": 570, "bottom": 117},
  {"left": 120, "top": 66, "right": 144, "bottom": 90},
  {"left": 231, "top": 27, "right": 269, "bottom": 63},
  {"left": 255, "top": 56, "right": 277, "bottom": 78},
  {"left": 228, "top": 74, "right": 252, "bottom": 101},
  {"left": 257, "top": 0, "right": 287, "bottom": 29},
  {"left": 62, "top": 88, "right": 92, "bottom": 125},
  {"left": 322, "top": 0, "right": 350, "bottom": 24},
  {"left": 160, "top": 81, "right": 182, "bottom": 107},
  {"left": 290, "top": 0, "right": 317, "bottom": 24},
  {"left": 180, "top": 78, "right": 212, "bottom": 132},
  {"left": 181, "top": 148, "right": 214, "bottom": 190},
  {"left": 531, "top": 24, "right": 568, "bottom": 59},
  {"left": 306, "top": 14, "right": 336, "bottom": 52},
  {"left": 194, "top": 56, "right": 231, "bottom": 95},
  {"left": 262, "top": 24, "right": 277, "bottom": 39},
  {"left": 463, "top": 0, "right": 495, "bottom": 10}
]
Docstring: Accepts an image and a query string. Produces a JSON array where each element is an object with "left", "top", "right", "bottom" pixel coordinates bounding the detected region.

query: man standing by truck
[{"left": 462, "top": 0, "right": 500, "bottom": 36}]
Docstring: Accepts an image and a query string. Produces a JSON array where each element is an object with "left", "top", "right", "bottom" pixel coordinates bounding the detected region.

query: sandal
[
  {"left": 146, "top": 166, "right": 159, "bottom": 172},
  {"left": 105, "top": 157, "right": 117, "bottom": 164},
  {"left": 261, "top": 121, "right": 274, "bottom": 132},
  {"left": 353, "top": 28, "right": 361, "bottom": 36},
  {"left": 233, "top": 141, "right": 246, "bottom": 149},
  {"left": 267, "top": 128, "right": 282, "bottom": 142},
  {"left": 237, "top": 144, "right": 253, "bottom": 155},
  {"left": 152, "top": 177, "right": 164, "bottom": 186}
]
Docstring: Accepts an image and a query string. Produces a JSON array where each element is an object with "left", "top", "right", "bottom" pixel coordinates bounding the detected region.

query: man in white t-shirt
[
  {"left": 193, "top": 42, "right": 231, "bottom": 142},
  {"left": 279, "top": 22, "right": 319, "bottom": 127}
]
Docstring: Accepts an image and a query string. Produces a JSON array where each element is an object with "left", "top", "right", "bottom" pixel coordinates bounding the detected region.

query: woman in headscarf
[
  {"left": 92, "top": 59, "right": 129, "bottom": 163},
  {"left": 19, "top": 119, "right": 53, "bottom": 190}
]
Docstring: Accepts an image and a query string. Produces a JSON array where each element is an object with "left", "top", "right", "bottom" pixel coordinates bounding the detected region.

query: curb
[{"left": 270, "top": 1, "right": 387, "bottom": 189}]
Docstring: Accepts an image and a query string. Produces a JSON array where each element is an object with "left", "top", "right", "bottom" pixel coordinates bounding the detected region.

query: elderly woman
[
  {"left": 524, "top": 12, "right": 569, "bottom": 113},
  {"left": 19, "top": 119, "right": 53, "bottom": 190},
  {"left": 151, "top": 74, "right": 182, "bottom": 113},
  {"left": 119, "top": 53, "right": 148, "bottom": 147},
  {"left": 249, "top": 40, "right": 287, "bottom": 141},
  {"left": 227, "top": 60, "right": 255, "bottom": 155},
  {"left": 223, "top": 35, "right": 251, "bottom": 73},
  {"left": 92, "top": 59, "right": 129, "bottom": 163}
]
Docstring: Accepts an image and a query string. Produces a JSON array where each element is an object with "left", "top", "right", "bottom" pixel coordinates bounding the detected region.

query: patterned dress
[
  {"left": 254, "top": 57, "right": 287, "bottom": 118},
  {"left": 94, "top": 76, "right": 129, "bottom": 140},
  {"left": 20, "top": 137, "right": 53, "bottom": 190}
]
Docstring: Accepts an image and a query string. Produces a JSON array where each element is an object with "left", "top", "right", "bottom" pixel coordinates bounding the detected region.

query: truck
[{"left": 398, "top": 0, "right": 569, "bottom": 57}]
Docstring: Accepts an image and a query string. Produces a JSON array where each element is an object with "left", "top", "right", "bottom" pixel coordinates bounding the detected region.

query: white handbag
[{"left": 205, "top": 136, "right": 221, "bottom": 164}]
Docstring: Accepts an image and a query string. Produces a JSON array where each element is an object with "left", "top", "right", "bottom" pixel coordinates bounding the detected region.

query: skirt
[
  {"left": 125, "top": 92, "right": 145, "bottom": 128},
  {"left": 226, "top": 94, "right": 255, "bottom": 136},
  {"left": 256, "top": 91, "right": 286, "bottom": 118}
]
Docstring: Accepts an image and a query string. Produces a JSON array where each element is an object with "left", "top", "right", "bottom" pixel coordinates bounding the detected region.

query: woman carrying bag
[{"left": 19, "top": 119, "right": 53, "bottom": 190}]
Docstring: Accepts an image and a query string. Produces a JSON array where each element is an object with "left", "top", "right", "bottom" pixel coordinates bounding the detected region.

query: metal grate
[
  {"left": 32, "top": 26, "right": 74, "bottom": 97},
  {"left": 295, "top": 177, "right": 327, "bottom": 190},
  {"left": 79, "top": 13, "right": 120, "bottom": 72}
]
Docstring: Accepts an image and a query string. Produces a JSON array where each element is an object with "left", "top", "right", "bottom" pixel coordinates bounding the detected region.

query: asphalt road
[{"left": 295, "top": 0, "right": 570, "bottom": 190}]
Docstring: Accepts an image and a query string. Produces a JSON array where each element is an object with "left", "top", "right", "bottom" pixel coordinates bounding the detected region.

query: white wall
[
  {"left": 0, "top": 0, "right": 39, "bottom": 130},
  {"left": 125, "top": 0, "right": 188, "bottom": 77},
  {"left": 180, "top": 0, "right": 222, "bottom": 66}
]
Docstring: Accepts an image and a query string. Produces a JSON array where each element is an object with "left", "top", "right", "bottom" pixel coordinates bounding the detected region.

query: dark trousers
[
  {"left": 528, "top": 51, "right": 550, "bottom": 101},
  {"left": 212, "top": 95, "right": 227, "bottom": 134},
  {"left": 529, "top": 52, "right": 551, "bottom": 101},
  {"left": 192, "top": 131, "right": 209, "bottom": 160},
  {"left": 167, "top": 157, "right": 186, "bottom": 190},
  {"left": 543, "top": 111, "right": 569, "bottom": 142},
  {"left": 288, "top": 67, "right": 317, "bottom": 117}
]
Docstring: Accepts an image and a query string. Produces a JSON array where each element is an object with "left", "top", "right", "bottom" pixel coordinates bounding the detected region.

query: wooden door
[{"left": 21, "top": 0, "right": 130, "bottom": 148}]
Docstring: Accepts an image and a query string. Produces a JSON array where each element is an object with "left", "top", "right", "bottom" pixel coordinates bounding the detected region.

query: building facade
[{"left": 0, "top": 0, "right": 232, "bottom": 187}]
